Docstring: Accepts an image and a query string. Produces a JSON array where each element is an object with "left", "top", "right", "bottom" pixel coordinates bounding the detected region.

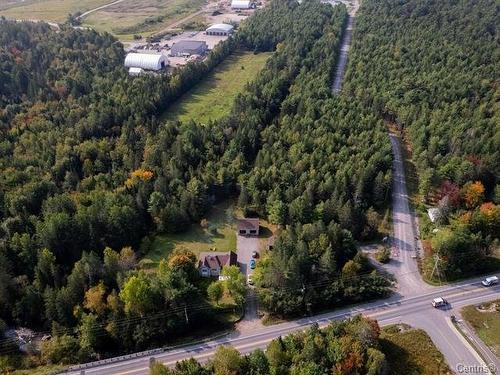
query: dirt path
[{"left": 77, "top": 0, "right": 127, "bottom": 20}]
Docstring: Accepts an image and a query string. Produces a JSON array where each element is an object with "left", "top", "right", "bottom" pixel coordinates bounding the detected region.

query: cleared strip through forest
[{"left": 331, "top": 1, "right": 358, "bottom": 93}]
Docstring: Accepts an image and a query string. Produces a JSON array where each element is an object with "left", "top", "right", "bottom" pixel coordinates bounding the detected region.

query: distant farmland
[
  {"left": 0, "top": 0, "right": 109, "bottom": 22},
  {"left": 164, "top": 51, "right": 272, "bottom": 125},
  {"left": 82, "top": 0, "right": 205, "bottom": 40}
]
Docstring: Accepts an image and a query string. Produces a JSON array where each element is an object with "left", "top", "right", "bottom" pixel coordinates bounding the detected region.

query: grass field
[
  {"left": 461, "top": 300, "right": 500, "bottom": 357},
  {"left": 163, "top": 51, "right": 272, "bottom": 124},
  {"left": 83, "top": 0, "right": 205, "bottom": 40},
  {"left": 140, "top": 200, "right": 238, "bottom": 268},
  {"left": 0, "top": 0, "right": 109, "bottom": 22},
  {"left": 380, "top": 325, "right": 452, "bottom": 375}
]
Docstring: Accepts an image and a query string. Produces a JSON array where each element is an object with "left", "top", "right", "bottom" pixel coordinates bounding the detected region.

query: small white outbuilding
[
  {"left": 231, "top": 0, "right": 253, "bottom": 9},
  {"left": 124, "top": 53, "right": 168, "bottom": 71},
  {"left": 206, "top": 23, "right": 234, "bottom": 36}
]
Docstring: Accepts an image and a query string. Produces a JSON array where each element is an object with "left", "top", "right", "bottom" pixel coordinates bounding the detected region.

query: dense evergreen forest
[
  {"left": 344, "top": 0, "right": 499, "bottom": 279},
  {"left": 0, "top": 1, "right": 394, "bottom": 369},
  {"left": 150, "top": 316, "right": 388, "bottom": 375}
]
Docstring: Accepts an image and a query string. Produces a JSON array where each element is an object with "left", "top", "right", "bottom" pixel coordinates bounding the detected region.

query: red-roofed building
[{"left": 198, "top": 251, "right": 238, "bottom": 277}]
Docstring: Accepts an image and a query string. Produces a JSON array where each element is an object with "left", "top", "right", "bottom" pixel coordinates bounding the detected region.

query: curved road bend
[{"left": 65, "top": 282, "right": 499, "bottom": 375}]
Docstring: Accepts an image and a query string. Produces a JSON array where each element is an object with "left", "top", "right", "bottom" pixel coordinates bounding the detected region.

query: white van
[
  {"left": 481, "top": 276, "right": 498, "bottom": 287},
  {"left": 432, "top": 297, "right": 448, "bottom": 308}
]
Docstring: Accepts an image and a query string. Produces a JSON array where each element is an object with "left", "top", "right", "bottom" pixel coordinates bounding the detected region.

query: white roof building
[
  {"left": 128, "top": 67, "right": 144, "bottom": 76},
  {"left": 206, "top": 23, "right": 234, "bottom": 35},
  {"left": 124, "top": 53, "right": 168, "bottom": 71},
  {"left": 231, "top": 0, "right": 253, "bottom": 9}
]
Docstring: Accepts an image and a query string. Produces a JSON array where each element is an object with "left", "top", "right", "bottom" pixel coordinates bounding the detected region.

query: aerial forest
[
  {"left": 0, "top": 0, "right": 392, "bottom": 369},
  {"left": 344, "top": 0, "right": 499, "bottom": 279}
]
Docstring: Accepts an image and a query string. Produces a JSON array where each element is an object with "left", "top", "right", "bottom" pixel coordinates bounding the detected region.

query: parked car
[
  {"left": 432, "top": 297, "right": 448, "bottom": 308},
  {"left": 247, "top": 275, "right": 254, "bottom": 285},
  {"left": 250, "top": 259, "right": 256, "bottom": 269},
  {"left": 252, "top": 251, "right": 259, "bottom": 258},
  {"left": 481, "top": 276, "right": 498, "bottom": 287}
]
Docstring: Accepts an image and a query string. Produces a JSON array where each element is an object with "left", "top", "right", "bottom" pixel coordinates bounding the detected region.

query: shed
[
  {"left": 427, "top": 207, "right": 440, "bottom": 223},
  {"left": 206, "top": 23, "right": 234, "bottom": 36},
  {"left": 231, "top": 0, "right": 254, "bottom": 9},
  {"left": 170, "top": 40, "right": 208, "bottom": 57},
  {"left": 237, "top": 218, "right": 259, "bottom": 236},
  {"left": 128, "top": 67, "right": 144, "bottom": 76},
  {"left": 124, "top": 53, "right": 168, "bottom": 71}
]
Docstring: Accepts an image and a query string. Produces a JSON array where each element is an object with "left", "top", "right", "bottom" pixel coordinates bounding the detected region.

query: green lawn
[
  {"left": 0, "top": 0, "right": 109, "bottom": 22},
  {"left": 461, "top": 300, "right": 500, "bottom": 357},
  {"left": 83, "top": 0, "right": 205, "bottom": 40},
  {"left": 163, "top": 51, "right": 272, "bottom": 124},
  {"left": 380, "top": 325, "right": 452, "bottom": 375},
  {"left": 140, "top": 200, "right": 237, "bottom": 268}
]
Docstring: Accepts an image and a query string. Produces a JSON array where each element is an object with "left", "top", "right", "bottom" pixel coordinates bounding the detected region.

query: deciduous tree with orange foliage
[{"left": 462, "top": 181, "right": 485, "bottom": 209}]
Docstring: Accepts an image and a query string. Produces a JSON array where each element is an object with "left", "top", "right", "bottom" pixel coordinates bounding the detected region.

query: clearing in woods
[{"left": 163, "top": 51, "right": 272, "bottom": 125}]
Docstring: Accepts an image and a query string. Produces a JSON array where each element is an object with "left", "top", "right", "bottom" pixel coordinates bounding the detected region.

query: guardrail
[{"left": 64, "top": 347, "right": 165, "bottom": 373}]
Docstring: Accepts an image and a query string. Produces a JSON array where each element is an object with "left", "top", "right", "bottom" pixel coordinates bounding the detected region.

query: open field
[
  {"left": 461, "top": 299, "right": 500, "bottom": 357},
  {"left": 0, "top": 0, "right": 109, "bottom": 22},
  {"left": 380, "top": 325, "right": 452, "bottom": 375},
  {"left": 83, "top": 0, "right": 206, "bottom": 40},
  {"left": 140, "top": 200, "right": 238, "bottom": 268},
  {"left": 163, "top": 51, "right": 272, "bottom": 124}
]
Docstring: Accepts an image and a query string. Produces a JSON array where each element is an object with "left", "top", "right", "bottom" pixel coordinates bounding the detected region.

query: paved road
[
  {"left": 331, "top": 15, "right": 353, "bottom": 93},
  {"left": 65, "top": 281, "right": 499, "bottom": 375}
]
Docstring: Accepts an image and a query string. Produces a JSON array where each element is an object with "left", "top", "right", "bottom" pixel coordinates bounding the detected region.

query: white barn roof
[
  {"left": 206, "top": 23, "right": 234, "bottom": 33},
  {"left": 231, "top": 0, "right": 251, "bottom": 8},
  {"left": 124, "top": 53, "right": 168, "bottom": 71}
]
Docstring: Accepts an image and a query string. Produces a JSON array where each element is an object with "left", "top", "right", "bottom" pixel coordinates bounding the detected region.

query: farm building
[
  {"left": 198, "top": 251, "right": 238, "bottom": 277},
  {"left": 231, "top": 0, "right": 254, "bottom": 9},
  {"left": 206, "top": 23, "right": 234, "bottom": 36},
  {"left": 237, "top": 218, "right": 259, "bottom": 236},
  {"left": 124, "top": 53, "right": 168, "bottom": 71},
  {"left": 170, "top": 40, "right": 208, "bottom": 57}
]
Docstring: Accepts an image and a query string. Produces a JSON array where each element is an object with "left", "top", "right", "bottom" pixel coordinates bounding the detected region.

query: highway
[{"left": 66, "top": 281, "right": 499, "bottom": 375}]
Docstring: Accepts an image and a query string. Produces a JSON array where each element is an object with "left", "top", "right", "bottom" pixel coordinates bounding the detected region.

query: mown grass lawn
[
  {"left": 380, "top": 325, "right": 452, "bottom": 375},
  {"left": 140, "top": 200, "right": 237, "bottom": 268},
  {"left": 461, "top": 299, "right": 500, "bottom": 357},
  {"left": 163, "top": 51, "right": 272, "bottom": 124}
]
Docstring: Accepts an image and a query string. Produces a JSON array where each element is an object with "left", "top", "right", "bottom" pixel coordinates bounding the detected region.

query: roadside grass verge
[
  {"left": 163, "top": 51, "right": 272, "bottom": 124},
  {"left": 461, "top": 299, "right": 500, "bottom": 357},
  {"left": 140, "top": 200, "right": 237, "bottom": 268},
  {"left": 380, "top": 324, "right": 452, "bottom": 375}
]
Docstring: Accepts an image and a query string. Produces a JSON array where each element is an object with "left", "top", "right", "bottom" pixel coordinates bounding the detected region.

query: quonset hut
[
  {"left": 205, "top": 23, "right": 234, "bottom": 36},
  {"left": 124, "top": 53, "right": 168, "bottom": 73}
]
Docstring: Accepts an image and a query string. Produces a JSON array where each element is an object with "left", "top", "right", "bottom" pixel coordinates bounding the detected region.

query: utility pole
[
  {"left": 184, "top": 305, "right": 189, "bottom": 324},
  {"left": 430, "top": 253, "right": 443, "bottom": 285}
]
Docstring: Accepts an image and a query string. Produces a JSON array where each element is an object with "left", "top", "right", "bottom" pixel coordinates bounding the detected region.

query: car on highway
[
  {"left": 481, "top": 275, "right": 498, "bottom": 287},
  {"left": 431, "top": 297, "right": 448, "bottom": 308},
  {"left": 252, "top": 251, "right": 259, "bottom": 258},
  {"left": 250, "top": 259, "right": 256, "bottom": 269}
]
